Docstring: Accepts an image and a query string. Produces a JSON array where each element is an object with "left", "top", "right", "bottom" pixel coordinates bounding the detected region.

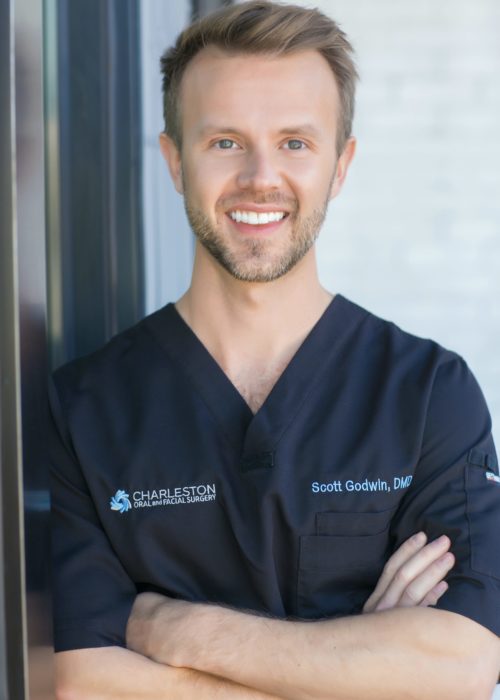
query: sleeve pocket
[{"left": 466, "top": 464, "right": 500, "bottom": 581}]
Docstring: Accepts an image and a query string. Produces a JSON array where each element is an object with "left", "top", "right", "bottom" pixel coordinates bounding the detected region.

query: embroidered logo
[
  {"left": 311, "top": 474, "right": 413, "bottom": 495},
  {"left": 132, "top": 484, "right": 217, "bottom": 508},
  {"left": 486, "top": 472, "right": 500, "bottom": 485},
  {"left": 110, "top": 489, "right": 132, "bottom": 513}
]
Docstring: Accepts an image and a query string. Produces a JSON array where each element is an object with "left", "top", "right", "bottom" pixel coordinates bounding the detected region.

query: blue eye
[
  {"left": 284, "top": 139, "right": 306, "bottom": 150},
  {"left": 215, "top": 139, "right": 237, "bottom": 149}
]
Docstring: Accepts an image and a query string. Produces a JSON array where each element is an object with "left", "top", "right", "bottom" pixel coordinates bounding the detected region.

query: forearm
[
  {"left": 150, "top": 605, "right": 499, "bottom": 700},
  {"left": 54, "top": 646, "right": 283, "bottom": 700}
]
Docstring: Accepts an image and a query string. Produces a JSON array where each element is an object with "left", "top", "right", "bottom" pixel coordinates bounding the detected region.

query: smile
[{"left": 229, "top": 210, "right": 287, "bottom": 225}]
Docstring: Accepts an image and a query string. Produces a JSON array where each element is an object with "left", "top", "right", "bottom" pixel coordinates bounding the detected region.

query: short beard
[{"left": 184, "top": 192, "right": 331, "bottom": 283}]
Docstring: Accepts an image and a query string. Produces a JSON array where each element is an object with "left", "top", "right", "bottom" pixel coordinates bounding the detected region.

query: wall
[
  {"left": 168, "top": 0, "right": 500, "bottom": 445},
  {"left": 305, "top": 0, "right": 500, "bottom": 445},
  {"left": 140, "top": 0, "right": 195, "bottom": 313}
]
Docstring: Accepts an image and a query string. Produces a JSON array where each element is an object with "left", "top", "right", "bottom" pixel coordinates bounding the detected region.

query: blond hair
[{"left": 160, "top": 1, "right": 358, "bottom": 155}]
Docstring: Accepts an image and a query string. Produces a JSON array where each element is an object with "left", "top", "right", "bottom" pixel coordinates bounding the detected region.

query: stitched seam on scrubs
[
  {"left": 171, "top": 361, "right": 238, "bottom": 453},
  {"left": 413, "top": 353, "right": 459, "bottom": 464},
  {"left": 295, "top": 536, "right": 304, "bottom": 615},
  {"left": 463, "top": 464, "right": 474, "bottom": 577},
  {"left": 269, "top": 312, "right": 370, "bottom": 452},
  {"left": 142, "top": 317, "right": 244, "bottom": 453}
]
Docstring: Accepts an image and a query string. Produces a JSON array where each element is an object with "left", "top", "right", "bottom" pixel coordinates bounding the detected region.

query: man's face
[{"left": 163, "top": 48, "right": 353, "bottom": 283}]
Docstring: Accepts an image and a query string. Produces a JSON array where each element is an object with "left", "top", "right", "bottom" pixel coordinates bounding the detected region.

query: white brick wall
[{"left": 301, "top": 0, "right": 500, "bottom": 447}]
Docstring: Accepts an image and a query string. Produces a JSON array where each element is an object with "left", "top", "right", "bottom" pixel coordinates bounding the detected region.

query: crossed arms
[{"left": 55, "top": 532, "right": 500, "bottom": 700}]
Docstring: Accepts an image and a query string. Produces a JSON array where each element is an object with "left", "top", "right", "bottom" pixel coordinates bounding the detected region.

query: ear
[
  {"left": 159, "top": 132, "right": 184, "bottom": 194},
  {"left": 329, "top": 136, "right": 357, "bottom": 201}
]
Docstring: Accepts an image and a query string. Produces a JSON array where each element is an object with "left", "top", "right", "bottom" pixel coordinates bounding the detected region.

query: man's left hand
[{"left": 363, "top": 531, "right": 454, "bottom": 613}]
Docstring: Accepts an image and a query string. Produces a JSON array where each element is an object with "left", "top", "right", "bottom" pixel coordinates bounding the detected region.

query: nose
[{"left": 236, "top": 148, "right": 283, "bottom": 192}]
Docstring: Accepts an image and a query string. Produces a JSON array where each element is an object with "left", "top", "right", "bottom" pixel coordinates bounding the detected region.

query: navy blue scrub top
[{"left": 49, "top": 294, "right": 500, "bottom": 652}]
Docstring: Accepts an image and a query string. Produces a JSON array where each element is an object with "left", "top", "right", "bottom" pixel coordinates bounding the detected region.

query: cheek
[
  {"left": 283, "top": 157, "right": 333, "bottom": 191},
  {"left": 286, "top": 177, "right": 330, "bottom": 214},
  {"left": 182, "top": 169, "right": 212, "bottom": 206},
  {"left": 183, "top": 158, "right": 237, "bottom": 205}
]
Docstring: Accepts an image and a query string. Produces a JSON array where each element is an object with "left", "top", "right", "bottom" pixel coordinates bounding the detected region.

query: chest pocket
[{"left": 297, "top": 510, "right": 393, "bottom": 619}]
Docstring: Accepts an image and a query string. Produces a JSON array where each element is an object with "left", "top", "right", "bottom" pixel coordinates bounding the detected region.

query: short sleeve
[
  {"left": 49, "top": 375, "right": 137, "bottom": 651},
  {"left": 390, "top": 355, "right": 500, "bottom": 636}
]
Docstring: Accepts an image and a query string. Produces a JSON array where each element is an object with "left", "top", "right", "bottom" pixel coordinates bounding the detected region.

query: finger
[
  {"left": 370, "top": 535, "right": 450, "bottom": 610},
  {"left": 396, "top": 553, "right": 454, "bottom": 608},
  {"left": 363, "top": 532, "right": 427, "bottom": 613},
  {"left": 374, "top": 537, "right": 452, "bottom": 611},
  {"left": 419, "top": 580, "right": 449, "bottom": 607}
]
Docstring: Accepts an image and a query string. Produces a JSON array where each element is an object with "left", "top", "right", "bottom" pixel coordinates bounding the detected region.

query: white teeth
[{"left": 229, "top": 210, "right": 286, "bottom": 225}]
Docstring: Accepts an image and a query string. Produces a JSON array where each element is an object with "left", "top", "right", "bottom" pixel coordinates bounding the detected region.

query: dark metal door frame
[
  {"left": 0, "top": 2, "right": 23, "bottom": 697},
  {"left": 46, "top": 0, "right": 145, "bottom": 368},
  {"left": 1, "top": 1, "right": 49, "bottom": 698}
]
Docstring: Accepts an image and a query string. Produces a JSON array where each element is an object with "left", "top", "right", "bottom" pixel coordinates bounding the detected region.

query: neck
[{"left": 174, "top": 242, "right": 335, "bottom": 373}]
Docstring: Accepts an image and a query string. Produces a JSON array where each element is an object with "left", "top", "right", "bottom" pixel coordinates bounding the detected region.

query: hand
[{"left": 363, "top": 532, "right": 454, "bottom": 613}]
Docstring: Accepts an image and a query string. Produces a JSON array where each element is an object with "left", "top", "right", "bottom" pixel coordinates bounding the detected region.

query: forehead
[{"left": 179, "top": 47, "right": 340, "bottom": 138}]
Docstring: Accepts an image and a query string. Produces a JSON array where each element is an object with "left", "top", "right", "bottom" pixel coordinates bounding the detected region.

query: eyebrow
[{"left": 197, "top": 123, "right": 323, "bottom": 140}]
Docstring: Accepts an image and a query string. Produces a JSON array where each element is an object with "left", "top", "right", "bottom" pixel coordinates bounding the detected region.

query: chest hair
[{"left": 227, "top": 358, "right": 291, "bottom": 415}]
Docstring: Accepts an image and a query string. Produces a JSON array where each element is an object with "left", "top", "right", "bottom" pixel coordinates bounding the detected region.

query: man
[{"left": 51, "top": 2, "right": 500, "bottom": 698}]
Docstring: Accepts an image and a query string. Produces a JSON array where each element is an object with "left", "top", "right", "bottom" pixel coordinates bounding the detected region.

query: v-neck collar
[{"left": 145, "top": 294, "right": 366, "bottom": 464}]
